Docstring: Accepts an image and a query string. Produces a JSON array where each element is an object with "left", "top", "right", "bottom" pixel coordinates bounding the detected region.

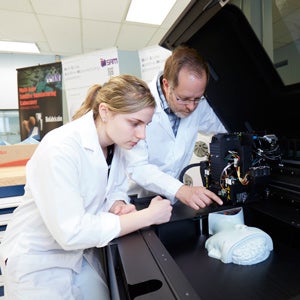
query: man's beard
[{"left": 174, "top": 111, "right": 188, "bottom": 118}]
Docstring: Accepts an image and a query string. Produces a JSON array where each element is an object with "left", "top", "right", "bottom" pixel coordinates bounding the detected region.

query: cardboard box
[{"left": 0, "top": 144, "right": 38, "bottom": 167}]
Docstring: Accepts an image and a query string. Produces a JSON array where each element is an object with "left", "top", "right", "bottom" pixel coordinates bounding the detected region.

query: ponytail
[{"left": 72, "top": 84, "right": 102, "bottom": 120}]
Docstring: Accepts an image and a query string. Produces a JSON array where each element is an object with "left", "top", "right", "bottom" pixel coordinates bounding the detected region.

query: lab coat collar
[{"left": 76, "top": 110, "right": 100, "bottom": 153}]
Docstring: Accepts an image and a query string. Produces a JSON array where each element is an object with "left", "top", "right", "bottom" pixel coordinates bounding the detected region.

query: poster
[
  {"left": 62, "top": 48, "right": 120, "bottom": 120},
  {"left": 138, "top": 45, "right": 171, "bottom": 83},
  {"left": 17, "top": 62, "right": 63, "bottom": 142}
]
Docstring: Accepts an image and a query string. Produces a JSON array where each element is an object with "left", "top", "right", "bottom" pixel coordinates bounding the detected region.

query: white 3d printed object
[{"left": 205, "top": 208, "right": 273, "bottom": 265}]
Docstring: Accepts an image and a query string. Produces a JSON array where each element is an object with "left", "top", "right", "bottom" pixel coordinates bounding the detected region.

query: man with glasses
[{"left": 125, "top": 45, "right": 226, "bottom": 210}]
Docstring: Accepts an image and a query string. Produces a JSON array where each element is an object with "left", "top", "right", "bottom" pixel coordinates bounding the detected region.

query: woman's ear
[{"left": 98, "top": 103, "right": 109, "bottom": 122}]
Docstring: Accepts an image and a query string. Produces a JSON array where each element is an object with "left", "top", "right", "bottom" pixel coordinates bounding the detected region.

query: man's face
[{"left": 163, "top": 67, "right": 207, "bottom": 118}]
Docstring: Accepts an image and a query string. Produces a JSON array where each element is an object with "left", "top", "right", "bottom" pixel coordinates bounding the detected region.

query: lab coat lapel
[{"left": 77, "top": 111, "right": 100, "bottom": 152}]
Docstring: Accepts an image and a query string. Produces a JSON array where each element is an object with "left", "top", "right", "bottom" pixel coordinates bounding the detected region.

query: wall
[
  {"left": 231, "top": 0, "right": 300, "bottom": 86},
  {"left": 0, "top": 50, "right": 140, "bottom": 110},
  {"left": 118, "top": 50, "right": 141, "bottom": 78},
  {"left": 0, "top": 53, "right": 57, "bottom": 109},
  {"left": 275, "top": 41, "right": 300, "bottom": 86}
]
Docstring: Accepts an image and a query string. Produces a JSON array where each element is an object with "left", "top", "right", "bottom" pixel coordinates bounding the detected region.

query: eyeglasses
[{"left": 171, "top": 88, "right": 205, "bottom": 105}]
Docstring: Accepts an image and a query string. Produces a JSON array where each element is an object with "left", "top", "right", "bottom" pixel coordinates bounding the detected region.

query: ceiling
[
  {"left": 0, "top": 0, "right": 191, "bottom": 57},
  {"left": 0, "top": 0, "right": 299, "bottom": 57}
]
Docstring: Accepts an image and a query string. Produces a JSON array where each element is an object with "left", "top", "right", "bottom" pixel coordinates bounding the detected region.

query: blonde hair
[{"left": 72, "top": 74, "right": 155, "bottom": 120}]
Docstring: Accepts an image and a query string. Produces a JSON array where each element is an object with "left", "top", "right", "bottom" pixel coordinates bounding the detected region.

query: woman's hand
[
  {"left": 147, "top": 195, "right": 173, "bottom": 224},
  {"left": 118, "top": 195, "right": 172, "bottom": 237},
  {"left": 110, "top": 200, "right": 137, "bottom": 215}
]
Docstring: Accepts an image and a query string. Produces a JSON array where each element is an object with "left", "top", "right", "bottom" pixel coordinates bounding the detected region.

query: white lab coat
[
  {"left": 0, "top": 111, "right": 129, "bottom": 299},
  {"left": 125, "top": 74, "right": 227, "bottom": 202}
]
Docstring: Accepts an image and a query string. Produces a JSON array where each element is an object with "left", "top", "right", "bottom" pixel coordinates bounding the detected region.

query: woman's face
[{"left": 105, "top": 106, "right": 155, "bottom": 150}]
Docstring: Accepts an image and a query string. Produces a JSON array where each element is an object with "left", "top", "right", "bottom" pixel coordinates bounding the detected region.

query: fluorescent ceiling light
[
  {"left": 0, "top": 41, "right": 40, "bottom": 54},
  {"left": 126, "top": 0, "right": 176, "bottom": 25}
]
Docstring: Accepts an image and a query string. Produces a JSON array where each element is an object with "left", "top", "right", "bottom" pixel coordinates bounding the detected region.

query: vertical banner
[
  {"left": 138, "top": 45, "right": 171, "bottom": 83},
  {"left": 17, "top": 62, "right": 63, "bottom": 142},
  {"left": 62, "top": 48, "right": 120, "bottom": 120}
]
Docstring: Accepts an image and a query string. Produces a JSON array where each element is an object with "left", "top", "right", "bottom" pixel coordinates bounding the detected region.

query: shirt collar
[{"left": 156, "top": 71, "right": 170, "bottom": 113}]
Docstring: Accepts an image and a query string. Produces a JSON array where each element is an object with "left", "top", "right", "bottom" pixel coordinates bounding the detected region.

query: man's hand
[{"left": 176, "top": 185, "right": 223, "bottom": 210}]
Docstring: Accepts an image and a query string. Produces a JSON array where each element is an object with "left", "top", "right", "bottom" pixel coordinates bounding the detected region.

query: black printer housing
[{"left": 159, "top": 1, "right": 300, "bottom": 241}]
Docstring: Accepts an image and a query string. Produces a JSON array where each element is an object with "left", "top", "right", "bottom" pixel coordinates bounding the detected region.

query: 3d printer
[{"left": 181, "top": 132, "right": 283, "bottom": 205}]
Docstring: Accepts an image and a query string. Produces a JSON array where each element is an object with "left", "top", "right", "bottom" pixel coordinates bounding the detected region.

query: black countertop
[{"left": 108, "top": 197, "right": 300, "bottom": 300}]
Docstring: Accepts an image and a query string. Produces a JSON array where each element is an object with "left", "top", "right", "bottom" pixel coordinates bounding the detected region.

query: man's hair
[{"left": 164, "top": 45, "right": 209, "bottom": 88}]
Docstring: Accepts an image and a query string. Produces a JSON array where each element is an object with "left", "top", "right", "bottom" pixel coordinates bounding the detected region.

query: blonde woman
[{"left": 0, "top": 75, "right": 172, "bottom": 300}]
